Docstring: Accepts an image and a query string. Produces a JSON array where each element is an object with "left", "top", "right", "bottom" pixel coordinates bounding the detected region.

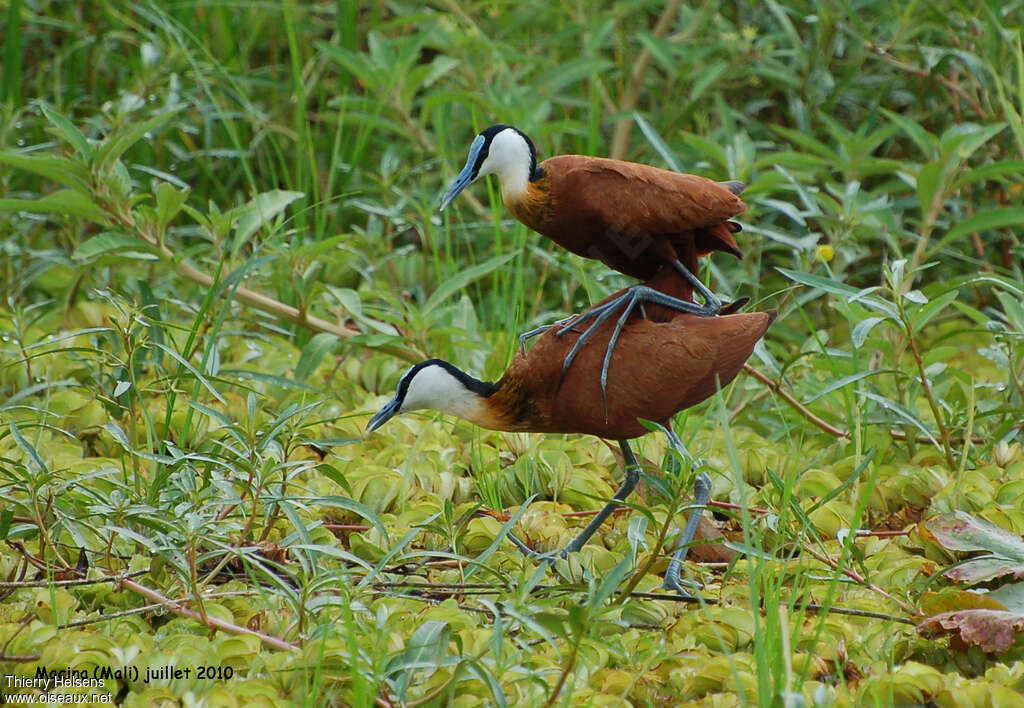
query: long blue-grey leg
[
  {"left": 662, "top": 429, "right": 712, "bottom": 595},
  {"left": 555, "top": 285, "right": 711, "bottom": 394},
  {"left": 599, "top": 294, "right": 640, "bottom": 419},
  {"left": 560, "top": 440, "right": 641, "bottom": 556},
  {"left": 507, "top": 532, "right": 539, "bottom": 557},
  {"left": 670, "top": 260, "right": 721, "bottom": 315}
]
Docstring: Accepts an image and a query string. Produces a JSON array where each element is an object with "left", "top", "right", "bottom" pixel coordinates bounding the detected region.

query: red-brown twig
[{"left": 119, "top": 578, "right": 297, "bottom": 651}]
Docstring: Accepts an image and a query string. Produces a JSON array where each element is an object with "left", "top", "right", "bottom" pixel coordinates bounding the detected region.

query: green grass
[{"left": 2, "top": 1, "right": 1024, "bottom": 705}]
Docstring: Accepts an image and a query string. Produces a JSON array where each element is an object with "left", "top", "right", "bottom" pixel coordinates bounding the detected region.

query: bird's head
[
  {"left": 440, "top": 125, "right": 539, "bottom": 210},
  {"left": 366, "top": 359, "right": 499, "bottom": 432}
]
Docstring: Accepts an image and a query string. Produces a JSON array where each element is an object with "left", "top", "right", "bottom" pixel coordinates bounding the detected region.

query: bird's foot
[
  {"left": 670, "top": 260, "right": 723, "bottom": 317},
  {"left": 660, "top": 573, "right": 702, "bottom": 598},
  {"left": 660, "top": 468, "right": 712, "bottom": 596},
  {"left": 518, "top": 316, "right": 577, "bottom": 355}
]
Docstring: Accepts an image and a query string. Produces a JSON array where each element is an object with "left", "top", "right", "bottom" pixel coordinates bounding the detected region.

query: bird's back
[
  {"left": 492, "top": 300, "right": 775, "bottom": 439},
  {"left": 514, "top": 155, "right": 746, "bottom": 280}
]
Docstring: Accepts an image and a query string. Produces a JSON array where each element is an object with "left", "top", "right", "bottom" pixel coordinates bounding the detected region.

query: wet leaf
[
  {"left": 924, "top": 511, "right": 1024, "bottom": 583},
  {"left": 919, "top": 609, "right": 1024, "bottom": 653},
  {"left": 230, "top": 189, "right": 304, "bottom": 258},
  {"left": 72, "top": 232, "right": 156, "bottom": 262}
]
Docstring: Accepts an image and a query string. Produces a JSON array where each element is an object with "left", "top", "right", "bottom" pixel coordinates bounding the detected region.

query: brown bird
[
  {"left": 440, "top": 124, "right": 747, "bottom": 399},
  {"left": 367, "top": 267, "right": 775, "bottom": 593}
]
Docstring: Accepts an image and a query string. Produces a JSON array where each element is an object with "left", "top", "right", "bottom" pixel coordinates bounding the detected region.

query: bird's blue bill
[
  {"left": 440, "top": 134, "right": 486, "bottom": 211},
  {"left": 367, "top": 396, "right": 400, "bottom": 432}
]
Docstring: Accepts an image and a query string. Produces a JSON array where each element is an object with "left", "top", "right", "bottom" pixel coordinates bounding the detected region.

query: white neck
[{"left": 481, "top": 129, "right": 531, "bottom": 203}]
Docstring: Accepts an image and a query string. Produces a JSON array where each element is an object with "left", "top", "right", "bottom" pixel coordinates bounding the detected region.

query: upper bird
[{"left": 439, "top": 124, "right": 746, "bottom": 311}]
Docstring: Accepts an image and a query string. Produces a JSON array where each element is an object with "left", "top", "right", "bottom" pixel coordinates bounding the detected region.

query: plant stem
[
  {"left": 609, "top": 0, "right": 683, "bottom": 159},
  {"left": 899, "top": 306, "right": 957, "bottom": 469},
  {"left": 119, "top": 578, "right": 297, "bottom": 651}
]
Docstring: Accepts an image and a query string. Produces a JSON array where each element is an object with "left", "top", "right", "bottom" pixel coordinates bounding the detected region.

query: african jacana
[
  {"left": 367, "top": 268, "right": 775, "bottom": 593},
  {"left": 440, "top": 124, "right": 747, "bottom": 398}
]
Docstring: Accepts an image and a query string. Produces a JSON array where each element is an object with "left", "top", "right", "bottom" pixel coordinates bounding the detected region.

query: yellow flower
[
  {"left": 741, "top": 25, "right": 758, "bottom": 41},
  {"left": 815, "top": 244, "right": 835, "bottom": 263}
]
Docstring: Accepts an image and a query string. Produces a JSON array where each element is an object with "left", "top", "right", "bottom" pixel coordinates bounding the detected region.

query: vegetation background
[{"left": 2, "top": 1, "right": 1024, "bottom": 705}]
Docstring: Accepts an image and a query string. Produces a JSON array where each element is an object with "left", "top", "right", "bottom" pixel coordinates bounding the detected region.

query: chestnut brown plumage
[
  {"left": 367, "top": 266, "right": 775, "bottom": 593},
  {"left": 440, "top": 125, "right": 748, "bottom": 401}
]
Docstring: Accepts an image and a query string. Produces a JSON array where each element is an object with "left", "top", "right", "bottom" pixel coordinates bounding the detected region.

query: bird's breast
[{"left": 505, "top": 178, "right": 553, "bottom": 232}]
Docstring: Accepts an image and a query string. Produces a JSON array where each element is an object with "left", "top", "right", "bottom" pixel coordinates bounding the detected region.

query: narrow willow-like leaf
[
  {"left": 95, "top": 107, "right": 183, "bottom": 171},
  {"left": 9, "top": 421, "right": 47, "bottom": 474},
  {"left": 851, "top": 316, "right": 885, "bottom": 348},
  {"left": 859, "top": 391, "right": 939, "bottom": 447},
  {"left": 152, "top": 342, "right": 227, "bottom": 405},
  {"left": 0, "top": 190, "right": 107, "bottom": 222},
  {"left": 423, "top": 252, "right": 516, "bottom": 317},
  {"left": 40, "top": 103, "right": 92, "bottom": 158},
  {"left": 0, "top": 151, "right": 90, "bottom": 192},
  {"left": 230, "top": 189, "right": 304, "bottom": 259},
  {"left": 931, "top": 207, "right": 1024, "bottom": 254},
  {"left": 72, "top": 232, "right": 154, "bottom": 262},
  {"left": 463, "top": 498, "right": 536, "bottom": 581},
  {"left": 634, "top": 113, "right": 681, "bottom": 171}
]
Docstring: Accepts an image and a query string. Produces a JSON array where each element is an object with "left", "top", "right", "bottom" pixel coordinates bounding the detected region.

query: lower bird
[{"left": 366, "top": 267, "right": 775, "bottom": 593}]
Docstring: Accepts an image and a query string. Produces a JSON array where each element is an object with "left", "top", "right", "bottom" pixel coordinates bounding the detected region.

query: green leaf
[
  {"left": 357, "top": 516, "right": 436, "bottom": 588},
  {"left": 72, "top": 232, "right": 155, "bottom": 262},
  {"left": 464, "top": 660, "right": 508, "bottom": 708},
  {"left": 40, "top": 103, "right": 93, "bottom": 158},
  {"left": 995, "top": 291, "right": 1024, "bottom": 333},
  {"left": 770, "top": 125, "right": 837, "bottom": 160},
  {"left": 912, "top": 290, "right": 960, "bottom": 333},
  {"left": 859, "top": 391, "right": 939, "bottom": 447},
  {"left": 106, "top": 525, "right": 159, "bottom": 552},
  {"left": 806, "top": 448, "right": 875, "bottom": 515},
  {"left": 0, "top": 189, "right": 108, "bottom": 222},
  {"left": 804, "top": 369, "right": 899, "bottom": 403},
  {"left": 327, "top": 286, "right": 399, "bottom": 335},
  {"left": 916, "top": 161, "right": 945, "bottom": 216},
  {"left": 463, "top": 497, "right": 536, "bottom": 581},
  {"left": 316, "top": 496, "right": 388, "bottom": 537},
  {"left": 155, "top": 182, "right": 190, "bottom": 233},
  {"left": 9, "top": 421, "right": 47, "bottom": 474},
  {"left": 540, "top": 56, "right": 612, "bottom": 94},
  {"left": 678, "top": 131, "right": 728, "bottom": 169},
  {"left": 295, "top": 333, "right": 340, "bottom": 383},
  {"left": 385, "top": 620, "right": 451, "bottom": 676},
  {"left": 589, "top": 552, "right": 633, "bottom": 609},
  {"left": 931, "top": 207, "right": 1024, "bottom": 255},
  {"left": 882, "top": 108, "right": 936, "bottom": 157},
  {"left": 1, "top": 0, "right": 23, "bottom": 105},
  {"left": 0, "top": 151, "right": 90, "bottom": 193},
  {"left": 423, "top": 252, "right": 516, "bottom": 317},
  {"left": 95, "top": 107, "right": 183, "bottom": 171},
  {"left": 952, "top": 160, "right": 1024, "bottom": 190},
  {"left": 636, "top": 33, "right": 676, "bottom": 73},
  {"left": 851, "top": 316, "right": 885, "bottom": 348},
  {"left": 779, "top": 268, "right": 899, "bottom": 319},
  {"left": 689, "top": 61, "right": 729, "bottom": 103},
  {"left": 943, "top": 122, "right": 1006, "bottom": 163},
  {"left": 230, "top": 189, "right": 304, "bottom": 259},
  {"left": 152, "top": 342, "right": 226, "bottom": 405},
  {"left": 634, "top": 113, "right": 681, "bottom": 171}
]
